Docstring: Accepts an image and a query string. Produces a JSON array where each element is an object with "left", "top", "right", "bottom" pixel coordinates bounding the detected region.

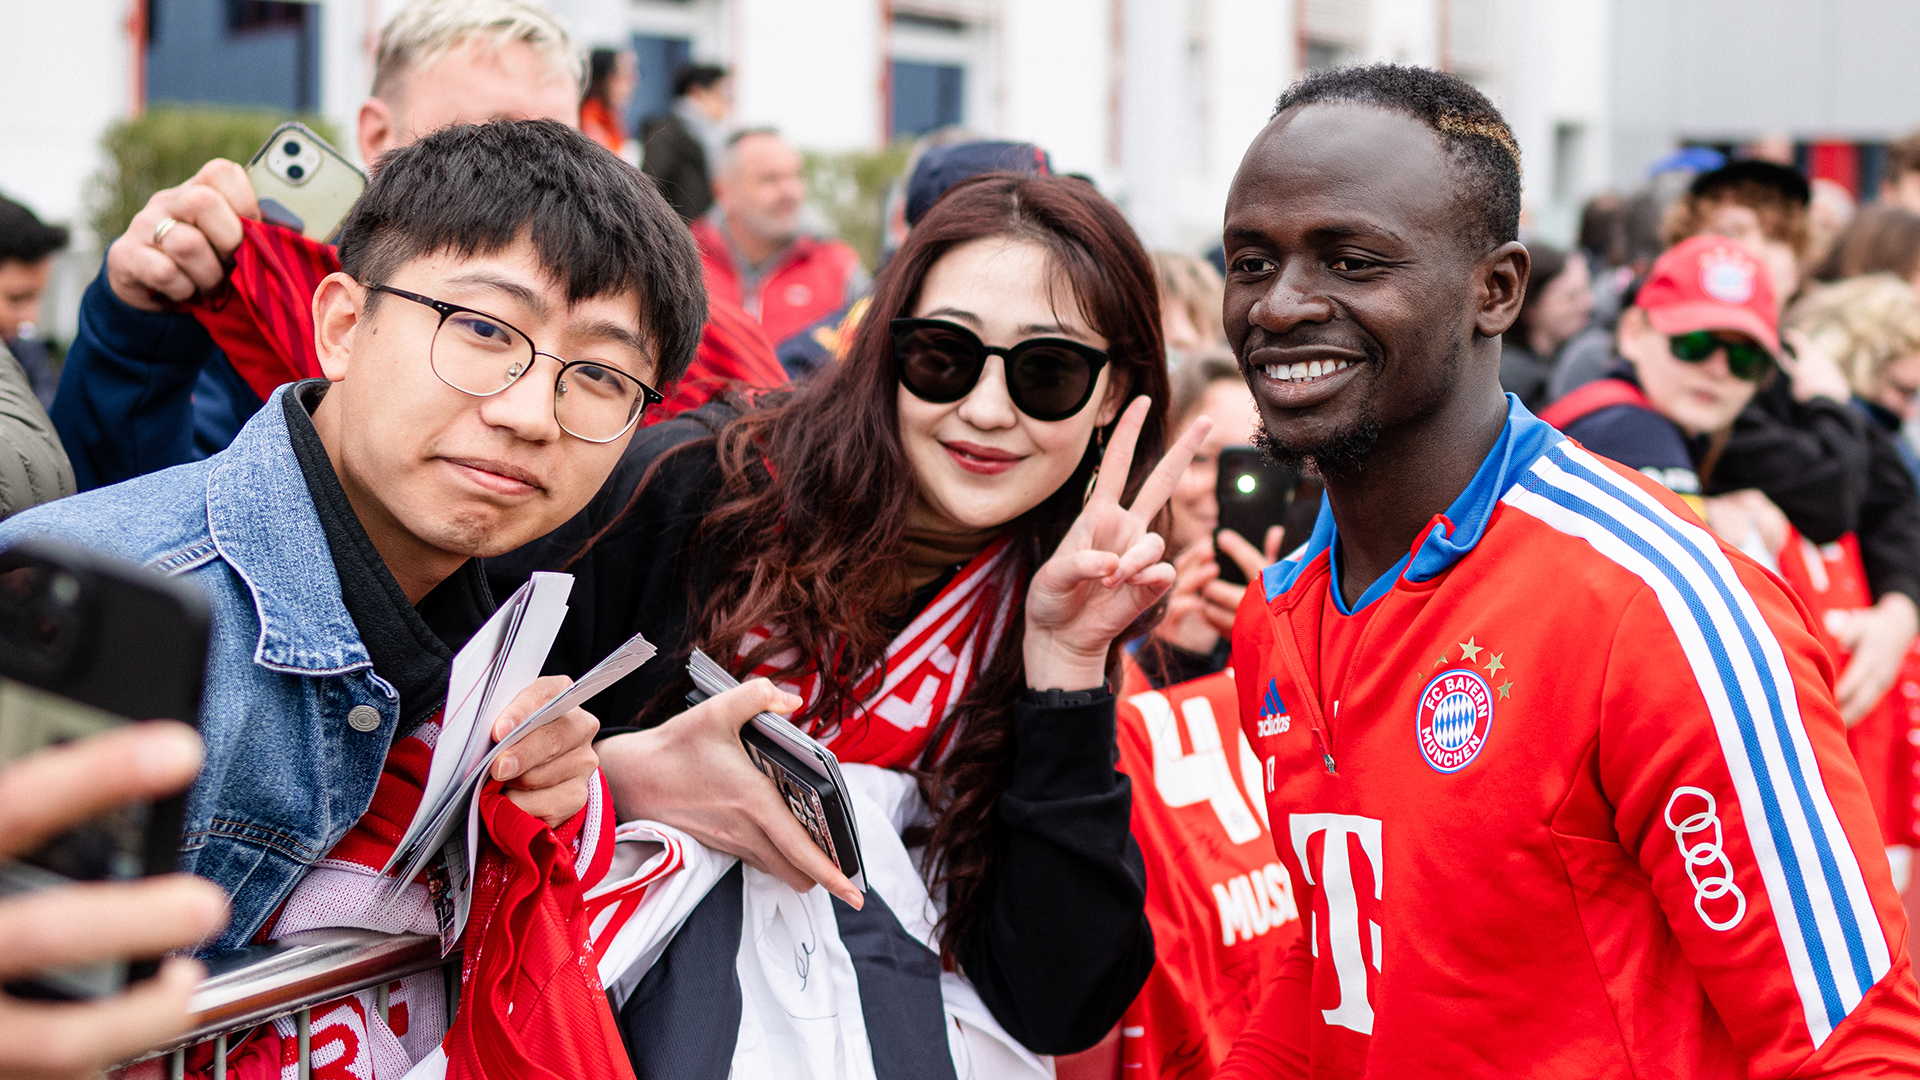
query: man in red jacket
[
  {"left": 693, "top": 128, "right": 867, "bottom": 346},
  {"left": 1220, "top": 63, "right": 1920, "bottom": 1078}
]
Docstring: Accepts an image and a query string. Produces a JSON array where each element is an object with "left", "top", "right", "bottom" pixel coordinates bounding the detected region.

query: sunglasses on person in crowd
[
  {"left": 1668, "top": 330, "right": 1774, "bottom": 383},
  {"left": 891, "top": 318, "right": 1111, "bottom": 422}
]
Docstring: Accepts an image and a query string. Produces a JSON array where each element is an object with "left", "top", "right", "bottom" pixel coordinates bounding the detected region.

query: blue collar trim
[{"left": 1262, "top": 394, "right": 1563, "bottom": 608}]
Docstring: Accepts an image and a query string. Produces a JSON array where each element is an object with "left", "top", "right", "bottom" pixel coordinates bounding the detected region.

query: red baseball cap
[{"left": 1633, "top": 234, "right": 1780, "bottom": 354}]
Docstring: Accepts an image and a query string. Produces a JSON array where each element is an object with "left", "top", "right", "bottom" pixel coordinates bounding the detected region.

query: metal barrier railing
[{"left": 124, "top": 929, "right": 459, "bottom": 1080}]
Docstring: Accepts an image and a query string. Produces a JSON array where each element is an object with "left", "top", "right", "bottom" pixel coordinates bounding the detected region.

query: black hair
[
  {"left": 673, "top": 63, "right": 727, "bottom": 99},
  {"left": 0, "top": 196, "right": 70, "bottom": 266},
  {"left": 335, "top": 118, "right": 707, "bottom": 386},
  {"left": 1271, "top": 63, "right": 1521, "bottom": 255},
  {"left": 1690, "top": 160, "right": 1809, "bottom": 207},
  {"left": 584, "top": 47, "right": 620, "bottom": 107}
]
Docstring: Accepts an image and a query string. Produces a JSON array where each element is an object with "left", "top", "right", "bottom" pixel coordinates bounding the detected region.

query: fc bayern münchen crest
[{"left": 1415, "top": 668, "right": 1494, "bottom": 773}]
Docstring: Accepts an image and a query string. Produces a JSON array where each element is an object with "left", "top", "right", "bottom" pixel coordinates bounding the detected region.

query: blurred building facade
[{"left": 7, "top": 0, "right": 1920, "bottom": 341}]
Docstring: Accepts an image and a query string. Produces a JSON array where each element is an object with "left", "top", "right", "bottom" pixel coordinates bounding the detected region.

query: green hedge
[
  {"left": 88, "top": 106, "right": 341, "bottom": 244},
  {"left": 802, "top": 143, "right": 912, "bottom": 273}
]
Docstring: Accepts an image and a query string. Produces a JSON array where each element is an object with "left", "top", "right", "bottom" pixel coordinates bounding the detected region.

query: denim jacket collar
[{"left": 205, "top": 382, "right": 371, "bottom": 676}]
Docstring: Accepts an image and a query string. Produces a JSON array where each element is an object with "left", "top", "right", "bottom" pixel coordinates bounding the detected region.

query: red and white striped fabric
[
  {"left": 738, "top": 536, "right": 1019, "bottom": 770},
  {"left": 186, "top": 709, "right": 655, "bottom": 1080}
]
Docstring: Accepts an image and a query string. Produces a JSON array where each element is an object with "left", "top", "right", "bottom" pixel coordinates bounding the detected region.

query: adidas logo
[{"left": 1257, "top": 679, "right": 1290, "bottom": 737}]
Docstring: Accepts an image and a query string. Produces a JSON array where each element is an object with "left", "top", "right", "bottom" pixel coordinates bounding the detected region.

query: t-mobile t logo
[{"left": 1290, "top": 813, "right": 1383, "bottom": 1035}]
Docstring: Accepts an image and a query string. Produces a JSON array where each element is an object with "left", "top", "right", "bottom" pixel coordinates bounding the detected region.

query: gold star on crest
[
  {"left": 1435, "top": 653, "right": 1450, "bottom": 668},
  {"left": 1484, "top": 653, "right": 1505, "bottom": 675},
  {"left": 1457, "top": 637, "right": 1483, "bottom": 662},
  {"left": 1498, "top": 681, "right": 1513, "bottom": 699}
]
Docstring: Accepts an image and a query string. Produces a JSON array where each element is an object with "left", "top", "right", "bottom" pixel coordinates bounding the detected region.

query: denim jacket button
[{"left": 346, "top": 704, "right": 382, "bottom": 732}]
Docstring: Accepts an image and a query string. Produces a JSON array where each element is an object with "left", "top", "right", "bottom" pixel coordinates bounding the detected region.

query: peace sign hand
[{"left": 1024, "top": 396, "right": 1213, "bottom": 690}]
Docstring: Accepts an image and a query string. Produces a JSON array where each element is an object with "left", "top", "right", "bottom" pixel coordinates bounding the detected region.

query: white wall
[
  {"left": 729, "top": 0, "right": 882, "bottom": 151},
  {"left": 0, "top": 0, "right": 138, "bottom": 339},
  {"left": 0, "top": 0, "right": 134, "bottom": 226},
  {"left": 997, "top": 0, "right": 1115, "bottom": 185},
  {"left": 1608, "top": 0, "right": 1920, "bottom": 189},
  {"left": 1504, "top": 0, "right": 1611, "bottom": 245}
]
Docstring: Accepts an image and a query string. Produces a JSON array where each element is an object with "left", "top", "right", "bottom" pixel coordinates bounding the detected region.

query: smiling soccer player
[{"left": 1219, "top": 65, "right": 1920, "bottom": 1078}]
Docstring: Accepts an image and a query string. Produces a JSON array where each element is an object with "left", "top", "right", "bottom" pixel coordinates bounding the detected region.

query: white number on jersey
[{"left": 1131, "top": 689, "right": 1263, "bottom": 844}]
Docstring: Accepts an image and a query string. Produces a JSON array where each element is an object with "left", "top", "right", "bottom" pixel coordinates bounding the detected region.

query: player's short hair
[
  {"left": 336, "top": 119, "right": 707, "bottom": 386},
  {"left": 0, "top": 196, "right": 69, "bottom": 266},
  {"left": 371, "top": 0, "right": 582, "bottom": 103},
  {"left": 1271, "top": 63, "right": 1521, "bottom": 256},
  {"left": 673, "top": 63, "right": 728, "bottom": 99}
]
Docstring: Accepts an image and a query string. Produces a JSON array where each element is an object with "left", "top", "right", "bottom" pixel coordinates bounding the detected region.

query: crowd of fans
[{"left": 7, "top": 1, "right": 1920, "bottom": 1078}]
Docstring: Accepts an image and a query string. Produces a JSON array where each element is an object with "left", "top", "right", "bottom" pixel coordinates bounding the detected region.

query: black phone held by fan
[
  {"left": 0, "top": 538, "right": 210, "bottom": 999},
  {"left": 684, "top": 650, "right": 866, "bottom": 891},
  {"left": 1215, "top": 446, "right": 1298, "bottom": 586}
]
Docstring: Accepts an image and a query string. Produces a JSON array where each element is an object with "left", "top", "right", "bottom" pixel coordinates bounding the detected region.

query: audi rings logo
[{"left": 1664, "top": 786, "right": 1747, "bottom": 931}]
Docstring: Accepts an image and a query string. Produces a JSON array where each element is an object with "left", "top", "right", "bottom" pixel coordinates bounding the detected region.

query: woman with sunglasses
[{"left": 491, "top": 173, "right": 1205, "bottom": 1068}]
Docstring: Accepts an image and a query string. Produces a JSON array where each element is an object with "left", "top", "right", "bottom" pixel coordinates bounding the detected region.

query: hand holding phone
[
  {"left": 1214, "top": 447, "right": 1297, "bottom": 586},
  {"left": 245, "top": 123, "right": 367, "bottom": 243},
  {"left": 0, "top": 539, "right": 213, "bottom": 1000},
  {"left": 595, "top": 679, "right": 864, "bottom": 909},
  {"left": 0, "top": 722, "right": 229, "bottom": 1079}
]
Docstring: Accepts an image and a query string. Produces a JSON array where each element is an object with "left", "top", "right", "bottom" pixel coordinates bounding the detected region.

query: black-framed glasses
[
  {"left": 366, "top": 284, "right": 664, "bottom": 443},
  {"left": 1668, "top": 330, "right": 1774, "bottom": 383},
  {"left": 891, "top": 318, "right": 1111, "bottom": 422}
]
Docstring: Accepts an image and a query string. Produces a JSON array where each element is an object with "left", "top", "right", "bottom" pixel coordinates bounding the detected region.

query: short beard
[{"left": 1253, "top": 407, "right": 1381, "bottom": 480}]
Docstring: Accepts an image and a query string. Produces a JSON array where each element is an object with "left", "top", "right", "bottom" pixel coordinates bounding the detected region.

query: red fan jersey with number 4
[
  {"left": 1112, "top": 668, "right": 1300, "bottom": 1077},
  {"left": 1222, "top": 401, "right": 1920, "bottom": 1079}
]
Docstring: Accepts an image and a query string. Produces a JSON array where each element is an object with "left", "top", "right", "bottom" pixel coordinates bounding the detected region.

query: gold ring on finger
[{"left": 151, "top": 217, "right": 180, "bottom": 247}]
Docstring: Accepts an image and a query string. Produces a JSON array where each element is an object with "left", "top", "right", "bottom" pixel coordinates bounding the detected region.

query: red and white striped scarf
[
  {"left": 180, "top": 711, "right": 652, "bottom": 1080},
  {"left": 742, "top": 536, "right": 1019, "bottom": 769}
]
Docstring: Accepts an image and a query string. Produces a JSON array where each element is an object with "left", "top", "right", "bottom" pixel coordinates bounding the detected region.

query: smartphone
[
  {"left": 685, "top": 650, "right": 866, "bottom": 891},
  {"left": 245, "top": 122, "right": 367, "bottom": 243},
  {"left": 1215, "top": 446, "right": 1298, "bottom": 586},
  {"left": 0, "top": 538, "right": 210, "bottom": 998}
]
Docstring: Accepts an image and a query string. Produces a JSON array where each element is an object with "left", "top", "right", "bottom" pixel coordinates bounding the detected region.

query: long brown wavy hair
[{"left": 643, "top": 174, "right": 1169, "bottom": 958}]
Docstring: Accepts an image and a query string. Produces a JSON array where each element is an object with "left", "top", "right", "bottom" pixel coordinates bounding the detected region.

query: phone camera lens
[
  {"left": 286, "top": 164, "right": 305, "bottom": 180},
  {"left": 48, "top": 573, "right": 79, "bottom": 607},
  {"left": 284, "top": 141, "right": 302, "bottom": 156}
]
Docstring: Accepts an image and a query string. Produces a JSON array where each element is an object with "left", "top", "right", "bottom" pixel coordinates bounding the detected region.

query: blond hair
[
  {"left": 1171, "top": 347, "right": 1243, "bottom": 425},
  {"left": 1786, "top": 274, "right": 1920, "bottom": 398},
  {"left": 1152, "top": 251, "right": 1225, "bottom": 351},
  {"left": 372, "top": 0, "right": 582, "bottom": 101}
]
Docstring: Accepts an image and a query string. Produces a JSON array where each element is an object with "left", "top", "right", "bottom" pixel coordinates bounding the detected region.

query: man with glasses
[{"left": 0, "top": 119, "right": 706, "bottom": 1074}]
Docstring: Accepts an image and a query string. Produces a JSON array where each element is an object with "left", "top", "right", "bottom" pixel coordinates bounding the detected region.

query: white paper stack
[{"left": 379, "top": 571, "right": 656, "bottom": 948}]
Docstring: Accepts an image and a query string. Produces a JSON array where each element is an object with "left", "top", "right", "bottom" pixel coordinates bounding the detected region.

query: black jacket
[
  {"left": 487, "top": 405, "right": 1154, "bottom": 1055},
  {"left": 639, "top": 111, "right": 713, "bottom": 222},
  {"left": 1707, "top": 378, "right": 1920, "bottom": 604}
]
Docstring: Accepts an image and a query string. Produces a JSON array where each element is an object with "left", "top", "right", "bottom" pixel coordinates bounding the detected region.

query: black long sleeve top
[
  {"left": 1708, "top": 378, "right": 1871, "bottom": 544},
  {"left": 1706, "top": 380, "right": 1920, "bottom": 604},
  {"left": 485, "top": 404, "right": 1154, "bottom": 1055}
]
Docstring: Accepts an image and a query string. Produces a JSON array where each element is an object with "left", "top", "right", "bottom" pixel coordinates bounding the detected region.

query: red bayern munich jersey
[
  {"left": 1221, "top": 400, "right": 1920, "bottom": 1079},
  {"left": 1114, "top": 668, "right": 1301, "bottom": 1077}
]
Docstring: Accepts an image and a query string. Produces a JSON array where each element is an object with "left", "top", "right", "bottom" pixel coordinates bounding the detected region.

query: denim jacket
[{"left": 0, "top": 384, "right": 401, "bottom": 954}]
